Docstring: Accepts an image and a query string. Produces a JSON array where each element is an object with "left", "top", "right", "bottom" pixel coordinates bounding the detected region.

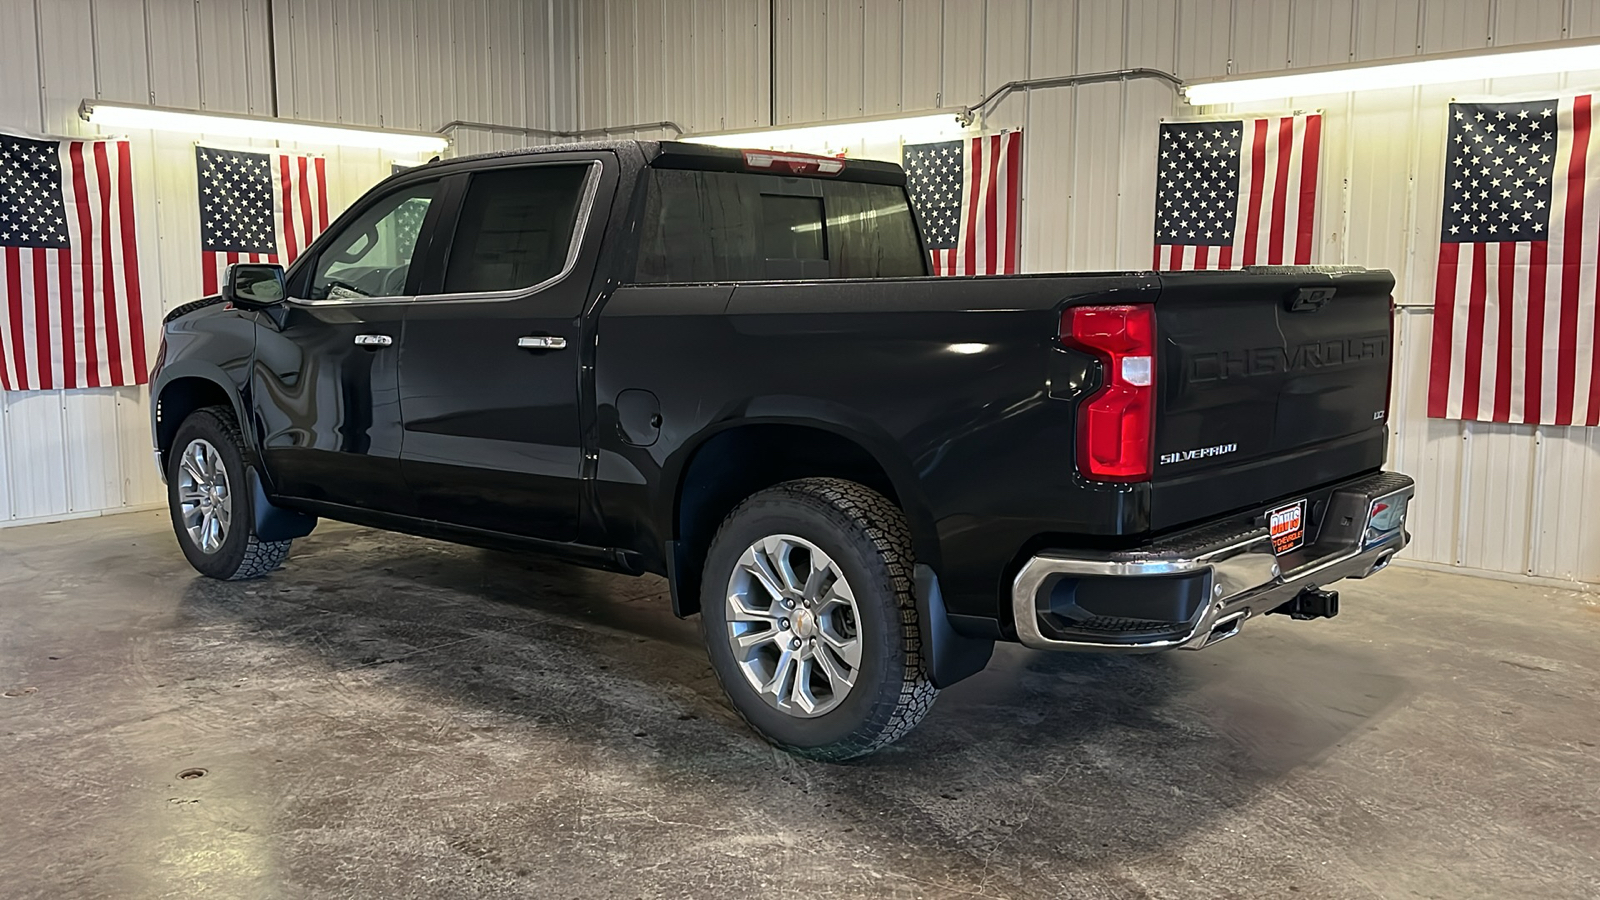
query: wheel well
[
  {"left": 672, "top": 424, "right": 903, "bottom": 617},
  {"left": 155, "top": 377, "right": 235, "bottom": 471}
]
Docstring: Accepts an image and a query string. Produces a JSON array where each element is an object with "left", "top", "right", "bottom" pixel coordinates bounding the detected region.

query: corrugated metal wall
[
  {"left": 0, "top": 0, "right": 574, "bottom": 528},
  {"left": 573, "top": 0, "right": 1600, "bottom": 585},
  {"left": 6, "top": 0, "right": 1597, "bottom": 586}
]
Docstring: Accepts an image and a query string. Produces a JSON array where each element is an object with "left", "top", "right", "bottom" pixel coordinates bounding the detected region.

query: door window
[
  {"left": 441, "top": 164, "right": 593, "bottom": 294},
  {"left": 309, "top": 181, "right": 436, "bottom": 300}
]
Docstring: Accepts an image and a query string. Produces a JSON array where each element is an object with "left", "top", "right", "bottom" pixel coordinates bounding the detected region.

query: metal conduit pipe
[
  {"left": 437, "top": 119, "right": 687, "bottom": 139},
  {"left": 959, "top": 67, "right": 1186, "bottom": 126}
]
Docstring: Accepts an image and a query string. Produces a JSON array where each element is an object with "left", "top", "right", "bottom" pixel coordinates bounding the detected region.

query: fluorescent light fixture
[
  {"left": 1184, "top": 37, "right": 1600, "bottom": 105},
  {"left": 683, "top": 113, "right": 967, "bottom": 153},
  {"left": 80, "top": 101, "right": 449, "bottom": 154}
]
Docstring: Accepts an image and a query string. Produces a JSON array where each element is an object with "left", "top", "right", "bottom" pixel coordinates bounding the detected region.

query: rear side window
[
  {"left": 442, "top": 164, "right": 591, "bottom": 294},
  {"left": 634, "top": 169, "right": 926, "bottom": 283}
]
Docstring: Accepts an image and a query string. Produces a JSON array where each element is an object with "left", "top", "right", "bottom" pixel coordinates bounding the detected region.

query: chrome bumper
[{"left": 1010, "top": 471, "right": 1413, "bottom": 653}]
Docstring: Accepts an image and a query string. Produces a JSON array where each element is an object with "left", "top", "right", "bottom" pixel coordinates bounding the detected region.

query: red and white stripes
[
  {"left": 0, "top": 139, "right": 145, "bottom": 391},
  {"left": 1428, "top": 94, "right": 1600, "bottom": 426},
  {"left": 932, "top": 131, "right": 1022, "bottom": 276}
]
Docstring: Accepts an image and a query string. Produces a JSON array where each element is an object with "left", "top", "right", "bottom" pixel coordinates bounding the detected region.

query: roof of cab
[{"left": 406, "top": 139, "right": 907, "bottom": 186}]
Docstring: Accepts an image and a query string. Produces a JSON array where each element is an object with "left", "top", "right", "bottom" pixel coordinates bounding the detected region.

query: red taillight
[
  {"left": 1061, "top": 305, "right": 1156, "bottom": 483},
  {"left": 741, "top": 149, "right": 845, "bottom": 176}
]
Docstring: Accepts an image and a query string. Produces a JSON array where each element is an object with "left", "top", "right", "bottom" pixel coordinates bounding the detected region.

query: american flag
[
  {"left": 1428, "top": 96, "right": 1600, "bottom": 425},
  {"left": 198, "top": 146, "right": 329, "bottom": 295},
  {"left": 1153, "top": 114, "right": 1322, "bottom": 271},
  {"left": 902, "top": 131, "right": 1022, "bottom": 276},
  {"left": 0, "top": 132, "right": 146, "bottom": 391}
]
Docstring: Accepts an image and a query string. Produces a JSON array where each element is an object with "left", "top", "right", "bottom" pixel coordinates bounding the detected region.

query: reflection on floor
[{"left": 2, "top": 510, "right": 1597, "bottom": 899}]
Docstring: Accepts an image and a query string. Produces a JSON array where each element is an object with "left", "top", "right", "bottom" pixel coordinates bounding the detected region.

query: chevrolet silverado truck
[{"left": 150, "top": 140, "right": 1413, "bottom": 760}]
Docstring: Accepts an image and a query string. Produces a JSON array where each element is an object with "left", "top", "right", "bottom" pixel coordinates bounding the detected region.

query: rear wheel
[
  {"left": 167, "top": 407, "right": 290, "bottom": 580},
  {"left": 700, "top": 478, "right": 937, "bottom": 760}
]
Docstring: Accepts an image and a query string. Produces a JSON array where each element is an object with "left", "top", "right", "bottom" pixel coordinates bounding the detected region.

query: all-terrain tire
[
  {"left": 167, "top": 406, "right": 291, "bottom": 581},
  {"left": 700, "top": 478, "right": 937, "bottom": 761}
]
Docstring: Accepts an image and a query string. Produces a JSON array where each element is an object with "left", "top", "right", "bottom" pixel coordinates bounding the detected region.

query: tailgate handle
[{"left": 1288, "top": 286, "right": 1335, "bottom": 312}]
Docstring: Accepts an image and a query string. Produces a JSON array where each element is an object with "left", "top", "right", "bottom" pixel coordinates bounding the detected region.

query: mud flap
[
  {"left": 248, "top": 467, "right": 318, "bottom": 542},
  {"left": 915, "top": 564, "right": 994, "bottom": 689}
]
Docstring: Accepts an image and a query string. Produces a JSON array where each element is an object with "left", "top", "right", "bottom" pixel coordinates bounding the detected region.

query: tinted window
[
  {"left": 634, "top": 169, "right": 927, "bottom": 283},
  {"left": 442, "top": 164, "right": 591, "bottom": 294},
  {"left": 310, "top": 181, "right": 435, "bottom": 300},
  {"left": 761, "top": 195, "right": 826, "bottom": 260}
]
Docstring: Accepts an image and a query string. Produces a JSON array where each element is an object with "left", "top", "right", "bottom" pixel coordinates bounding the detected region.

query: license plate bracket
[{"left": 1268, "top": 499, "right": 1308, "bottom": 556}]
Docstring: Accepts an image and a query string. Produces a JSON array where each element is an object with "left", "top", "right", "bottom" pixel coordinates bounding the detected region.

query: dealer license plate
[{"left": 1268, "top": 499, "right": 1308, "bottom": 556}]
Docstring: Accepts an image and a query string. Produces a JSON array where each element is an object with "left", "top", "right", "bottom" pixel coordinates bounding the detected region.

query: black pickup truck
[{"left": 150, "top": 140, "right": 1413, "bottom": 759}]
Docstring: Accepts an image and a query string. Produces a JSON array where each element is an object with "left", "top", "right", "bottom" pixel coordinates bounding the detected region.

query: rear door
[
  {"left": 1149, "top": 268, "right": 1395, "bottom": 529},
  {"left": 397, "top": 154, "right": 616, "bottom": 541}
]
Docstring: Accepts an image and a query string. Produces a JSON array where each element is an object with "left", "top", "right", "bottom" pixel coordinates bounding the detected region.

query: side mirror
[{"left": 223, "top": 263, "right": 287, "bottom": 309}]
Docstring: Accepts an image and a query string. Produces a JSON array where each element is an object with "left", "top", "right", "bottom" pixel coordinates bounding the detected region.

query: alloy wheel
[
  {"left": 176, "top": 438, "right": 232, "bottom": 554},
  {"left": 724, "top": 534, "right": 863, "bottom": 718}
]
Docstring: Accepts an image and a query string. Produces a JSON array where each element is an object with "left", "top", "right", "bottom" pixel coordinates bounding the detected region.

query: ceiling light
[
  {"left": 1184, "top": 38, "right": 1600, "bottom": 105},
  {"left": 683, "top": 113, "right": 967, "bottom": 156},
  {"left": 80, "top": 101, "right": 449, "bottom": 154}
]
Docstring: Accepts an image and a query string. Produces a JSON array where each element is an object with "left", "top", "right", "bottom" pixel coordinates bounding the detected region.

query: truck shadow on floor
[{"left": 174, "top": 523, "right": 1412, "bottom": 890}]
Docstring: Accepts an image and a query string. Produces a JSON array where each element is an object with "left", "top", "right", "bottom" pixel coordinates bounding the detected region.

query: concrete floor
[{"left": 1, "top": 511, "right": 1597, "bottom": 900}]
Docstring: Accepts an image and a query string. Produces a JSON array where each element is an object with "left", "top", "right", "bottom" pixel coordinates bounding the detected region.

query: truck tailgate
[{"left": 1149, "top": 268, "right": 1395, "bottom": 531}]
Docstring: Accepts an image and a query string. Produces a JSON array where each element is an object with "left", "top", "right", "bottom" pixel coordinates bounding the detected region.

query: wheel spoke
[
  {"left": 802, "top": 558, "right": 832, "bottom": 603},
  {"left": 727, "top": 589, "right": 779, "bottom": 622},
  {"left": 789, "top": 658, "right": 820, "bottom": 714},
  {"left": 762, "top": 648, "right": 797, "bottom": 699},
  {"left": 819, "top": 628, "right": 862, "bottom": 669},
  {"left": 763, "top": 537, "right": 805, "bottom": 596},
  {"left": 743, "top": 551, "right": 787, "bottom": 602},
  {"left": 813, "top": 644, "right": 855, "bottom": 690},
  {"left": 732, "top": 624, "right": 777, "bottom": 649},
  {"left": 180, "top": 452, "right": 207, "bottom": 486}
]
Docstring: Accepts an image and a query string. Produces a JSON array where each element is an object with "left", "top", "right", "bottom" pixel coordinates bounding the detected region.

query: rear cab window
[{"left": 633, "top": 164, "right": 928, "bottom": 283}]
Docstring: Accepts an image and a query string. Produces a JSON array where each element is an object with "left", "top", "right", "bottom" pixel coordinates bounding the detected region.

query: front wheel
[
  {"left": 700, "top": 478, "right": 937, "bottom": 761},
  {"left": 166, "top": 407, "right": 291, "bottom": 580}
]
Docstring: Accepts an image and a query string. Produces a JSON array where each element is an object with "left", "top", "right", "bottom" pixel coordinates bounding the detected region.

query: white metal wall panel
[
  {"left": 1175, "top": 0, "right": 1232, "bottom": 76},
  {"left": 196, "top": 0, "right": 264, "bottom": 114},
  {"left": 1420, "top": 0, "right": 1492, "bottom": 52},
  {"left": 940, "top": 0, "right": 984, "bottom": 110},
  {"left": 983, "top": 0, "right": 1030, "bottom": 127},
  {"left": 1353, "top": 0, "right": 1422, "bottom": 61},
  {"left": 1231, "top": 0, "right": 1292, "bottom": 74},
  {"left": 899, "top": 0, "right": 943, "bottom": 111},
  {"left": 1290, "top": 0, "right": 1354, "bottom": 66},
  {"left": 825, "top": 0, "right": 866, "bottom": 120},
  {"left": 146, "top": 0, "right": 203, "bottom": 110},
  {"left": 863, "top": 0, "right": 905, "bottom": 115}
]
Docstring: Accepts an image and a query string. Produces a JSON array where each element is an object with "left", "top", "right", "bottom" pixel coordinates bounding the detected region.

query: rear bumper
[{"left": 1010, "top": 470, "right": 1413, "bottom": 652}]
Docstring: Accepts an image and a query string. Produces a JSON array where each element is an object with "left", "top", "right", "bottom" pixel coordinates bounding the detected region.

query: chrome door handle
[
  {"left": 353, "top": 334, "right": 393, "bottom": 347},
  {"left": 517, "top": 335, "right": 568, "bottom": 351}
]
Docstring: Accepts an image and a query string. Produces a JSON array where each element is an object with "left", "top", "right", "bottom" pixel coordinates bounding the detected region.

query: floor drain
[{"left": 176, "top": 768, "right": 208, "bottom": 780}]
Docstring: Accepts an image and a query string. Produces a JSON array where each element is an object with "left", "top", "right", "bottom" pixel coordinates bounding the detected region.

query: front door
[
  {"left": 252, "top": 178, "right": 442, "bottom": 513},
  {"left": 398, "top": 156, "right": 614, "bottom": 541}
]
